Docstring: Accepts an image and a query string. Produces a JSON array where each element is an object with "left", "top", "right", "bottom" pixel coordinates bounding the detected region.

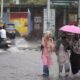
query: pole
[
  {"left": 63, "top": 9, "right": 66, "bottom": 25},
  {"left": 1, "top": 0, "right": 3, "bottom": 22},
  {"left": 47, "top": 0, "right": 51, "bottom": 30},
  {"left": 78, "top": 0, "right": 80, "bottom": 27},
  {"left": 16, "top": 0, "right": 19, "bottom": 4}
]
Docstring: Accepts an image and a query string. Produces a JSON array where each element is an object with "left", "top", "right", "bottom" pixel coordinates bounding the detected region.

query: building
[
  {"left": 1, "top": 4, "right": 46, "bottom": 38},
  {"left": 0, "top": 0, "right": 79, "bottom": 39},
  {"left": 50, "top": 0, "right": 78, "bottom": 38}
]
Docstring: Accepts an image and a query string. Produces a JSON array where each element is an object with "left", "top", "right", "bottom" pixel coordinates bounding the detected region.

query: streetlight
[{"left": 1, "top": 0, "right": 3, "bottom": 22}]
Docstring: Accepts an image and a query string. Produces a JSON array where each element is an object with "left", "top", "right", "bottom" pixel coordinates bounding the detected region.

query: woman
[
  {"left": 58, "top": 36, "right": 70, "bottom": 76},
  {"left": 70, "top": 35, "right": 80, "bottom": 76},
  {"left": 41, "top": 31, "right": 55, "bottom": 76}
]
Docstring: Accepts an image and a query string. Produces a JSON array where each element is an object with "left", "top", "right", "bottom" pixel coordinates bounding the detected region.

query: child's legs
[{"left": 43, "top": 65, "right": 49, "bottom": 76}]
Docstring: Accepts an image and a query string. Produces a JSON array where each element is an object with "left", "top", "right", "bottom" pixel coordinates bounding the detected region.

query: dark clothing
[
  {"left": 9, "top": 33, "right": 16, "bottom": 39},
  {"left": 40, "top": 45, "right": 44, "bottom": 50},
  {"left": 43, "top": 65, "right": 49, "bottom": 76},
  {"left": 70, "top": 50, "right": 80, "bottom": 74},
  {"left": 7, "top": 32, "right": 15, "bottom": 39},
  {"left": 69, "top": 39, "right": 80, "bottom": 74}
]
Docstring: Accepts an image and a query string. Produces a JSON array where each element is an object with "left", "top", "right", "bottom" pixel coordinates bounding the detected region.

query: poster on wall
[{"left": 10, "top": 12, "right": 28, "bottom": 36}]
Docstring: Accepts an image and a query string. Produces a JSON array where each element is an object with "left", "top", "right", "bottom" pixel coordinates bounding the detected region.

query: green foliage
[
  {"left": 2, "top": 0, "right": 47, "bottom": 5},
  {"left": 4, "top": 0, "right": 12, "bottom": 3},
  {"left": 26, "top": 0, "right": 47, "bottom": 5}
]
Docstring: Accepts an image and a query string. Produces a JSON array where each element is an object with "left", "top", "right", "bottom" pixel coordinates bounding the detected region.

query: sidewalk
[{"left": 15, "top": 38, "right": 41, "bottom": 49}]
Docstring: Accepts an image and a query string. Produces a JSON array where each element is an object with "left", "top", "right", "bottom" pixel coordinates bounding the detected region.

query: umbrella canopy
[{"left": 59, "top": 25, "right": 80, "bottom": 34}]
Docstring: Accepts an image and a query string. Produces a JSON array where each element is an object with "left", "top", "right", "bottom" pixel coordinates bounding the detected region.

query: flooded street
[
  {"left": 0, "top": 38, "right": 79, "bottom": 80},
  {"left": 0, "top": 44, "right": 42, "bottom": 79}
]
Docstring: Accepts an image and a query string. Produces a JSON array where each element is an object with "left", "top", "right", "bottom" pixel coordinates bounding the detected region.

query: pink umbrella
[{"left": 59, "top": 25, "right": 80, "bottom": 34}]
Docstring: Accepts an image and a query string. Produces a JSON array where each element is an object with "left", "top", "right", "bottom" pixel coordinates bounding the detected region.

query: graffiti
[{"left": 10, "top": 12, "right": 28, "bottom": 36}]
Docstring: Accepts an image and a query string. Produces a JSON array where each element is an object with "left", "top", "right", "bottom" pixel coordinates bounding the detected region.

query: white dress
[
  {"left": 50, "top": 52, "right": 59, "bottom": 78},
  {"left": 58, "top": 43, "right": 71, "bottom": 76},
  {"left": 58, "top": 44, "right": 69, "bottom": 65}
]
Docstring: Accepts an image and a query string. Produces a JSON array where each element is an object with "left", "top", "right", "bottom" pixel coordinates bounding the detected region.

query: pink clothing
[
  {"left": 42, "top": 47, "right": 52, "bottom": 66},
  {"left": 41, "top": 37, "right": 54, "bottom": 67}
]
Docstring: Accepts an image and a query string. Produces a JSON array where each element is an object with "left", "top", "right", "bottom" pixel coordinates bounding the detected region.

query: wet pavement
[
  {"left": 15, "top": 38, "right": 41, "bottom": 49},
  {"left": 0, "top": 38, "right": 80, "bottom": 80},
  {"left": 0, "top": 48, "right": 42, "bottom": 80}
]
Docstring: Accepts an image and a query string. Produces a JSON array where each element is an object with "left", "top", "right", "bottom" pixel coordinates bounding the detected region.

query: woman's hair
[{"left": 61, "top": 36, "right": 66, "bottom": 41}]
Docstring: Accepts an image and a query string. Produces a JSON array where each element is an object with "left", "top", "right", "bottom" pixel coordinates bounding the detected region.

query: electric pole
[{"left": 1, "top": 0, "right": 3, "bottom": 22}]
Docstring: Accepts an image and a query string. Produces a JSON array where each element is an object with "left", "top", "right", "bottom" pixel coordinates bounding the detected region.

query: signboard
[
  {"left": 50, "top": 0, "right": 78, "bottom": 6},
  {"left": 10, "top": 12, "right": 28, "bottom": 36},
  {"left": 52, "top": 3, "right": 69, "bottom": 6},
  {"left": 43, "top": 9, "right": 55, "bottom": 36},
  {"left": 34, "top": 16, "right": 42, "bottom": 30},
  {"left": 34, "top": 17, "right": 42, "bottom": 23}
]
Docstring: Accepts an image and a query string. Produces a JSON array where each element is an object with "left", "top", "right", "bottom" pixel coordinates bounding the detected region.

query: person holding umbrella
[
  {"left": 57, "top": 34, "right": 70, "bottom": 77},
  {"left": 59, "top": 25, "right": 80, "bottom": 77},
  {"left": 69, "top": 34, "right": 80, "bottom": 77}
]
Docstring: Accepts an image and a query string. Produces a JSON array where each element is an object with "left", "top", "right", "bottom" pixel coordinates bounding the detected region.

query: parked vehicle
[
  {"left": 0, "top": 38, "right": 11, "bottom": 49},
  {"left": 6, "top": 23, "right": 16, "bottom": 45}
]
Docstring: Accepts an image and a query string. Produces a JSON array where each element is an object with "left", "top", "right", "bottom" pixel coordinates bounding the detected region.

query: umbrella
[{"left": 59, "top": 25, "right": 80, "bottom": 34}]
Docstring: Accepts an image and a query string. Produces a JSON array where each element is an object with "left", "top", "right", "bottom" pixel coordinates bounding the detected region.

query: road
[
  {"left": 0, "top": 38, "right": 80, "bottom": 80},
  {"left": 0, "top": 48, "right": 42, "bottom": 80}
]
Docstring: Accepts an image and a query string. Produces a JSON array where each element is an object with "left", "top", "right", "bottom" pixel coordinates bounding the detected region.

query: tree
[
  {"left": 26, "top": 0, "right": 47, "bottom": 5},
  {"left": 0, "top": 0, "right": 47, "bottom": 5}
]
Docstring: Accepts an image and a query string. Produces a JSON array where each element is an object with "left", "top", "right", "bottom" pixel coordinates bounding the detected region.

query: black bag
[{"left": 40, "top": 45, "right": 44, "bottom": 50}]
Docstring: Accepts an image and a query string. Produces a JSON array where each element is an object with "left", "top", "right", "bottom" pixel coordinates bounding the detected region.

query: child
[{"left": 41, "top": 31, "right": 55, "bottom": 76}]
